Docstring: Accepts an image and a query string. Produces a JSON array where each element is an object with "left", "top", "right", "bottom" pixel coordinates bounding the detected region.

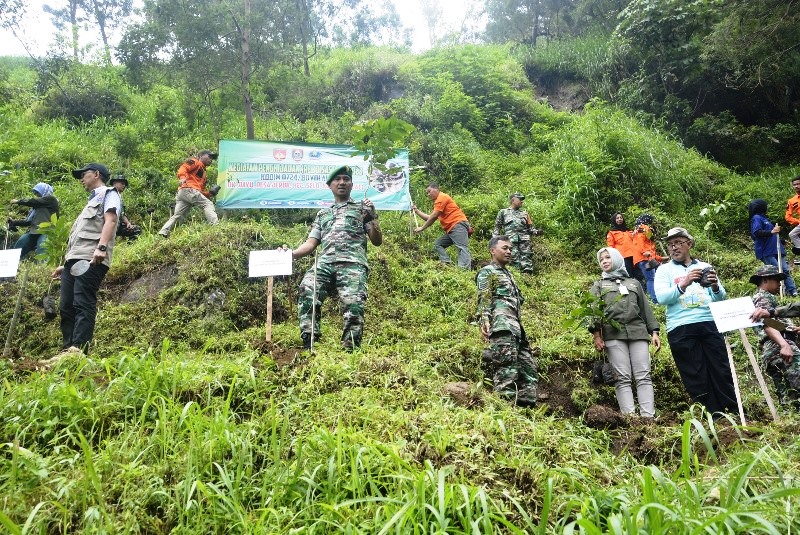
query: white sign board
[
  {"left": 709, "top": 296, "right": 760, "bottom": 333},
  {"left": 0, "top": 249, "right": 22, "bottom": 277},
  {"left": 249, "top": 249, "right": 293, "bottom": 278}
]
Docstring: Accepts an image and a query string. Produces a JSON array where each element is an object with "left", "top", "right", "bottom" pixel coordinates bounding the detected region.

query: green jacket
[{"left": 590, "top": 277, "right": 659, "bottom": 341}]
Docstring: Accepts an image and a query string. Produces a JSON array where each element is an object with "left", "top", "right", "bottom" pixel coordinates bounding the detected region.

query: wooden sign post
[{"left": 248, "top": 250, "right": 293, "bottom": 343}]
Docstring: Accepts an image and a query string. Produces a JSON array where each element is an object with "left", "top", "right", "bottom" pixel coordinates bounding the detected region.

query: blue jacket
[{"left": 750, "top": 213, "right": 785, "bottom": 260}]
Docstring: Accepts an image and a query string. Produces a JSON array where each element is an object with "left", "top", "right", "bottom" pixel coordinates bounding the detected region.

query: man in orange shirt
[
  {"left": 158, "top": 149, "right": 220, "bottom": 237},
  {"left": 412, "top": 183, "right": 472, "bottom": 269},
  {"left": 785, "top": 176, "right": 800, "bottom": 265}
]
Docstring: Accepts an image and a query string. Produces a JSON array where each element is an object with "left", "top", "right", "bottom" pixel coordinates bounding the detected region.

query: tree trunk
[
  {"left": 241, "top": 0, "right": 254, "bottom": 139},
  {"left": 70, "top": 0, "right": 79, "bottom": 59},
  {"left": 91, "top": 0, "right": 112, "bottom": 65}
]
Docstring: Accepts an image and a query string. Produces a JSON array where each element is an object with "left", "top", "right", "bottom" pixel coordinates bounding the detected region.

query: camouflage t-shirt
[
  {"left": 309, "top": 199, "right": 369, "bottom": 266},
  {"left": 476, "top": 263, "right": 524, "bottom": 338},
  {"left": 494, "top": 208, "right": 531, "bottom": 240}
]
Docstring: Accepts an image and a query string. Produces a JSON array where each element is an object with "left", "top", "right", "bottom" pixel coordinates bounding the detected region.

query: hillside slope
[{"left": 2, "top": 216, "right": 799, "bottom": 532}]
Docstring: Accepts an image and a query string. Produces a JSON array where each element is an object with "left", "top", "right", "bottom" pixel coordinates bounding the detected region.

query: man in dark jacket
[{"left": 8, "top": 182, "right": 60, "bottom": 259}]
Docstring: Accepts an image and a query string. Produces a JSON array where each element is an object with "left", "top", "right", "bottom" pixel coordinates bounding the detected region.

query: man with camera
[
  {"left": 158, "top": 149, "right": 220, "bottom": 237},
  {"left": 654, "top": 227, "right": 737, "bottom": 416}
]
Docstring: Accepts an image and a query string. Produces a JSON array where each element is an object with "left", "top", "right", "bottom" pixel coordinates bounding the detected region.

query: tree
[
  {"left": 484, "top": 0, "right": 577, "bottom": 45},
  {"left": 44, "top": 0, "right": 84, "bottom": 59}
]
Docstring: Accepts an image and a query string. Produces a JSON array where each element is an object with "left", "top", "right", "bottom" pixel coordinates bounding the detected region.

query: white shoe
[{"left": 37, "top": 346, "right": 84, "bottom": 370}]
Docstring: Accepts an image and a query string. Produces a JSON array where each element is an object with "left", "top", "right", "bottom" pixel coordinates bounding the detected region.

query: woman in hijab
[
  {"left": 606, "top": 212, "right": 637, "bottom": 282},
  {"left": 590, "top": 247, "right": 661, "bottom": 418},
  {"left": 8, "top": 182, "right": 60, "bottom": 259},
  {"left": 749, "top": 199, "right": 797, "bottom": 297}
]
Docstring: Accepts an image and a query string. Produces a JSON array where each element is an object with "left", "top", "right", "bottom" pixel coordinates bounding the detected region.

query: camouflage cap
[
  {"left": 749, "top": 265, "right": 787, "bottom": 285},
  {"left": 327, "top": 165, "right": 353, "bottom": 185},
  {"left": 510, "top": 192, "right": 525, "bottom": 200}
]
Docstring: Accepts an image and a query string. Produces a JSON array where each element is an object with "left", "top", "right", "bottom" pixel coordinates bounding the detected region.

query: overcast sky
[{"left": 0, "top": 0, "right": 484, "bottom": 58}]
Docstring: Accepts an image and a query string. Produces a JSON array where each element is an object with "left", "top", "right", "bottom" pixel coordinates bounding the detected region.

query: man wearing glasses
[{"left": 654, "top": 227, "right": 737, "bottom": 416}]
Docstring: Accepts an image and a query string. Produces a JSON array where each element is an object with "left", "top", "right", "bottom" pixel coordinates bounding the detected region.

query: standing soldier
[
  {"left": 291, "top": 165, "right": 383, "bottom": 351},
  {"left": 493, "top": 192, "right": 541, "bottom": 274},
  {"left": 158, "top": 149, "right": 219, "bottom": 237},
  {"left": 475, "top": 235, "right": 539, "bottom": 406}
]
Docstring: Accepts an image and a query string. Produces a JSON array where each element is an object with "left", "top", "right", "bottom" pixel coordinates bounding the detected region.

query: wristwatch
[{"left": 97, "top": 244, "right": 108, "bottom": 252}]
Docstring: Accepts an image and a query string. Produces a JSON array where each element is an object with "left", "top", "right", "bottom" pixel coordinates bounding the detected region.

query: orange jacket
[
  {"left": 631, "top": 224, "right": 663, "bottom": 264},
  {"left": 606, "top": 229, "right": 634, "bottom": 258},
  {"left": 786, "top": 194, "right": 800, "bottom": 226},
  {"left": 177, "top": 158, "right": 210, "bottom": 197}
]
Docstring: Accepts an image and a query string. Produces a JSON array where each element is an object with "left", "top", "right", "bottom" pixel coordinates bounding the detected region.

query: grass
[{"left": 1, "top": 214, "right": 800, "bottom": 532}]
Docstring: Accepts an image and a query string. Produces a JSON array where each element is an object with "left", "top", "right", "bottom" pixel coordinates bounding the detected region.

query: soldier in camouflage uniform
[
  {"left": 475, "top": 235, "right": 539, "bottom": 406},
  {"left": 291, "top": 165, "right": 383, "bottom": 350},
  {"left": 493, "top": 193, "right": 541, "bottom": 274},
  {"left": 750, "top": 265, "right": 800, "bottom": 407}
]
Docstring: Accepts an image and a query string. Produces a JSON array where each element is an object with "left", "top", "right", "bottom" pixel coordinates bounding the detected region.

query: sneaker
[
  {"left": 792, "top": 247, "right": 800, "bottom": 255},
  {"left": 794, "top": 259, "right": 800, "bottom": 265}
]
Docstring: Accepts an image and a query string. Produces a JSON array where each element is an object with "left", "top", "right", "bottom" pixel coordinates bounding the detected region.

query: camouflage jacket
[
  {"left": 753, "top": 289, "right": 794, "bottom": 355},
  {"left": 476, "top": 262, "right": 524, "bottom": 338},
  {"left": 494, "top": 208, "right": 533, "bottom": 241},
  {"left": 309, "top": 199, "right": 369, "bottom": 267}
]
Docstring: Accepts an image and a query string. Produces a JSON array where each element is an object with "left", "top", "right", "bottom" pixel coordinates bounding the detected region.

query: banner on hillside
[{"left": 215, "top": 140, "right": 411, "bottom": 210}]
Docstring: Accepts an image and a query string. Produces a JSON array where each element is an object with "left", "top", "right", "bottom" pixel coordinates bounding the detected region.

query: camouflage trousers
[
  {"left": 482, "top": 331, "right": 539, "bottom": 406},
  {"left": 510, "top": 236, "right": 534, "bottom": 274},
  {"left": 763, "top": 341, "right": 800, "bottom": 405},
  {"left": 298, "top": 262, "right": 367, "bottom": 347}
]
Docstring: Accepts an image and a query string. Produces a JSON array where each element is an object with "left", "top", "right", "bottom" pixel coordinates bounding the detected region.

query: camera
[
  {"left": 209, "top": 184, "right": 221, "bottom": 196},
  {"left": 699, "top": 266, "right": 715, "bottom": 288}
]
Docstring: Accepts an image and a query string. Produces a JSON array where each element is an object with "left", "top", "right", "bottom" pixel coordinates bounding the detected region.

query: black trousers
[
  {"left": 60, "top": 259, "right": 109, "bottom": 352},
  {"left": 667, "top": 321, "right": 738, "bottom": 415}
]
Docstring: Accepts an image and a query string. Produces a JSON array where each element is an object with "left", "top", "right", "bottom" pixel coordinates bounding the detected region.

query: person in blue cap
[{"left": 8, "top": 182, "right": 60, "bottom": 259}]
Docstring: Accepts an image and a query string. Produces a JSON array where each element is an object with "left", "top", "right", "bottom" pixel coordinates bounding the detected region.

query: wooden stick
[
  {"left": 738, "top": 328, "right": 779, "bottom": 421},
  {"left": 4, "top": 264, "right": 29, "bottom": 358},
  {"left": 723, "top": 336, "right": 747, "bottom": 425},
  {"left": 265, "top": 276, "right": 274, "bottom": 342}
]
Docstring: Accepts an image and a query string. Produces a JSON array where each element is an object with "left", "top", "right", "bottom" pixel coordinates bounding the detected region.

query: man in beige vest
[{"left": 52, "top": 163, "right": 121, "bottom": 355}]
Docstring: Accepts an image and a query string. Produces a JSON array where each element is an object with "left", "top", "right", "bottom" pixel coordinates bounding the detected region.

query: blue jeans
[
  {"left": 638, "top": 260, "right": 658, "bottom": 303},
  {"left": 14, "top": 233, "right": 46, "bottom": 259},
  {"left": 762, "top": 255, "right": 797, "bottom": 295}
]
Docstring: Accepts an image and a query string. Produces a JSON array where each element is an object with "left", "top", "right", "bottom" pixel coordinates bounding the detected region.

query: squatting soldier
[
  {"left": 750, "top": 265, "right": 800, "bottom": 408},
  {"left": 291, "top": 165, "right": 383, "bottom": 351},
  {"left": 475, "top": 235, "right": 539, "bottom": 406},
  {"left": 493, "top": 193, "right": 541, "bottom": 274}
]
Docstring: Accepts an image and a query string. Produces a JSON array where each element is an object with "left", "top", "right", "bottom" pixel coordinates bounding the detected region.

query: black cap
[
  {"left": 72, "top": 163, "right": 110, "bottom": 182},
  {"left": 110, "top": 175, "right": 129, "bottom": 187},
  {"left": 327, "top": 165, "right": 353, "bottom": 185},
  {"left": 198, "top": 150, "right": 218, "bottom": 160}
]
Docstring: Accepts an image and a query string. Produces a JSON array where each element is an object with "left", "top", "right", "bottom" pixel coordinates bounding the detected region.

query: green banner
[{"left": 216, "top": 140, "right": 411, "bottom": 210}]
